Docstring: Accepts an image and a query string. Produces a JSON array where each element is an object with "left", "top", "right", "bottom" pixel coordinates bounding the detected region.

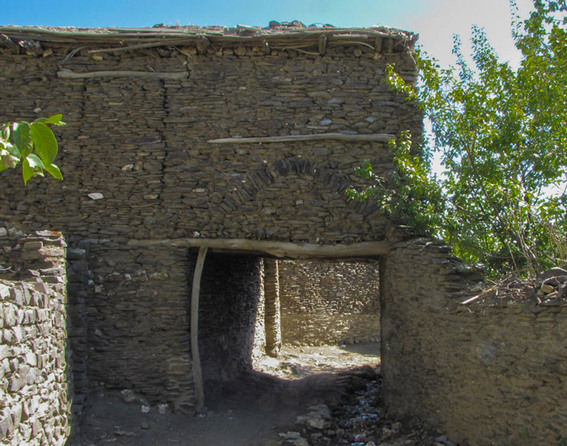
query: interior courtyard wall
[{"left": 279, "top": 260, "right": 380, "bottom": 345}]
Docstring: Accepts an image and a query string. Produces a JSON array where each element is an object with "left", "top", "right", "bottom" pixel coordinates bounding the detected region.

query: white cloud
[{"left": 406, "top": 0, "right": 534, "bottom": 67}]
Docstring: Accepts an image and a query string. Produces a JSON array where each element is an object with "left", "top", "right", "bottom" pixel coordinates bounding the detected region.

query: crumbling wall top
[{"left": 0, "top": 22, "right": 418, "bottom": 56}]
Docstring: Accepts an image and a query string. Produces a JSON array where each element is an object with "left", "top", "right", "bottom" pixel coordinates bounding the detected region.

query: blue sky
[{"left": 2, "top": 0, "right": 534, "bottom": 67}]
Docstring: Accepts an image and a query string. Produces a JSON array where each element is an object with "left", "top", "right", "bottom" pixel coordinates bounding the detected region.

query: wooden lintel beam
[
  {"left": 127, "top": 238, "right": 392, "bottom": 258},
  {"left": 208, "top": 132, "right": 395, "bottom": 144}
]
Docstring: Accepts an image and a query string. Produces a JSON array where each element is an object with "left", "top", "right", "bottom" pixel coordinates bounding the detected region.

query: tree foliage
[
  {"left": 347, "top": 131, "right": 445, "bottom": 236},
  {"left": 0, "top": 114, "right": 65, "bottom": 184},
  {"left": 352, "top": 0, "right": 567, "bottom": 276}
]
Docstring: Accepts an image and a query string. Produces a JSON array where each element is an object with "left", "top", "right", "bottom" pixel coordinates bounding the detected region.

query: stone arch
[{"left": 219, "top": 155, "right": 380, "bottom": 217}]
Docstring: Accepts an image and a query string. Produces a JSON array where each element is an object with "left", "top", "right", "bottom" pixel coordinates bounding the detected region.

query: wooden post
[
  {"left": 318, "top": 34, "right": 327, "bottom": 55},
  {"left": 263, "top": 259, "right": 282, "bottom": 357},
  {"left": 191, "top": 246, "right": 208, "bottom": 413}
]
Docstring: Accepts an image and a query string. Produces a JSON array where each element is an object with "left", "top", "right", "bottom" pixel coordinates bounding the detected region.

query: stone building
[{"left": 0, "top": 23, "right": 565, "bottom": 446}]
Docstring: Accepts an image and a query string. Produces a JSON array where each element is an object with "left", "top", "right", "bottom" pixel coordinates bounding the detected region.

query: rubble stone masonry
[
  {"left": 0, "top": 224, "right": 71, "bottom": 445},
  {"left": 0, "top": 26, "right": 420, "bottom": 414},
  {"left": 0, "top": 26, "right": 565, "bottom": 445},
  {"left": 279, "top": 259, "right": 380, "bottom": 345}
]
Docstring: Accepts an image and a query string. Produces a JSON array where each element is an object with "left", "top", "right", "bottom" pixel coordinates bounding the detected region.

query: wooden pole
[
  {"left": 191, "top": 246, "right": 208, "bottom": 413},
  {"left": 207, "top": 132, "right": 395, "bottom": 144},
  {"left": 263, "top": 259, "right": 282, "bottom": 357},
  {"left": 57, "top": 69, "right": 189, "bottom": 80}
]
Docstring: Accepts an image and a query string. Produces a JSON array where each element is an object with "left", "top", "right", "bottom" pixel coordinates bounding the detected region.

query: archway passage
[
  {"left": 255, "top": 258, "right": 381, "bottom": 380},
  {"left": 192, "top": 250, "right": 382, "bottom": 411}
]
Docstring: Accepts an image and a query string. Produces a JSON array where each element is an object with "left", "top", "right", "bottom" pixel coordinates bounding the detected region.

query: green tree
[
  {"left": 347, "top": 131, "right": 445, "bottom": 236},
  {"left": 353, "top": 0, "right": 567, "bottom": 276},
  {"left": 0, "top": 114, "right": 65, "bottom": 184}
]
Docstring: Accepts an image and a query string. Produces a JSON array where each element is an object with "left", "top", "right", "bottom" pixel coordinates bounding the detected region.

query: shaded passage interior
[{"left": 194, "top": 251, "right": 382, "bottom": 410}]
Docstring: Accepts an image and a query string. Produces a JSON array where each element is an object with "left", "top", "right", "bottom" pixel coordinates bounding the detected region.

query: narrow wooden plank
[
  {"left": 57, "top": 70, "right": 189, "bottom": 80},
  {"left": 208, "top": 132, "right": 395, "bottom": 144}
]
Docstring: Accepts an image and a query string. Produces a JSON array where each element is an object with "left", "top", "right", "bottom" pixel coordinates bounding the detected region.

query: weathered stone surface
[
  {"left": 280, "top": 260, "right": 380, "bottom": 345},
  {"left": 0, "top": 227, "right": 71, "bottom": 446},
  {"left": 0, "top": 24, "right": 417, "bottom": 420},
  {"left": 381, "top": 238, "right": 567, "bottom": 446}
]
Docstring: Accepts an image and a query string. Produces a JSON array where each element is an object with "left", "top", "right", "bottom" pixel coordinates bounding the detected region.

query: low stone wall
[
  {"left": 382, "top": 238, "right": 567, "bottom": 445},
  {"left": 0, "top": 224, "right": 71, "bottom": 445},
  {"left": 279, "top": 260, "right": 380, "bottom": 345},
  {"left": 435, "top": 303, "right": 567, "bottom": 445}
]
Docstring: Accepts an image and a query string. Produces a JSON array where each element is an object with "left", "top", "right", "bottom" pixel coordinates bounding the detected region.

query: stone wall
[
  {"left": 0, "top": 224, "right": 72, "bottom": 445},
  {"left": 0, "top": 28, "right": 420, "bottom": 246},
  {"left": 381, "top": 238, "right": 567, "bottom": 445},
  {"left": 1, "top": 26, "right": 565, "bottom": 446},
  {"left": 279, "top": 260, "right": 380, "bottom": 345},
  {"left": 0, "top": 26, "right": 419, "bottom": 413}
]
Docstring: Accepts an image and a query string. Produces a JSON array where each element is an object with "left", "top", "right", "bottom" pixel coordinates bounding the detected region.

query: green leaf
[
  {"left": 4, "top": 142, "right": 21, "bottom": 159},
  {"left": 22, "top": 154, "right": 45, "bottom": 185},
  {"left": 44, "top": 162, "right": 63, "bottom": 180},
  {"left": 0, "top": 124, "right": 9, "bottom": 141},
  {"left": 35, "top": 114, "right": 66, "bottom": 126},
  {"left": 1, "top": 153, "right": 20, "bottom": 169},
  {"left": 30, "top": 122, "right": 58, "bottom": 165},
  {"left": 12, "top": 121, "right": 33, "bottom": 157}
]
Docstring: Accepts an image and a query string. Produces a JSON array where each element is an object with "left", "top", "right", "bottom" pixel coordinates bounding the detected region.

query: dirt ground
[
  {"left": 73, "top": 271, "right": 566, "bottom": 446},
  {"left": 73, "top": 343, "right": 443, "bottom": 446}
]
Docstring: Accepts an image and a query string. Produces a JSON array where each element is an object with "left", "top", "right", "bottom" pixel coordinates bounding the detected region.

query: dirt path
[
  {"left": 73, "top": 343, "right": 447, "bottom": 446},
  {"left": 75, "top": 395, "right": 299, "bottom": 446},
  {"left": 74, "top": 344, "right": 380, "bottom": 446}
]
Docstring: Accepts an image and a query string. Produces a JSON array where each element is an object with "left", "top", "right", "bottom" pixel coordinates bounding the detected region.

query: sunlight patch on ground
[{"left": 254, "top": 342, "right": 381, "bottom": 380}]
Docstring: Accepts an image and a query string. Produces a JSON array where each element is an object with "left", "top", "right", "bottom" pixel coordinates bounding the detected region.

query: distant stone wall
[
  {"left": 381, "top": 238, "right": 567, "bottom": 445},
  {"left": 279, "top": 260, "right": 380, "bottom": 345},
  {"left": 0, "top": 224, "right": 71, "bottom": 445}
]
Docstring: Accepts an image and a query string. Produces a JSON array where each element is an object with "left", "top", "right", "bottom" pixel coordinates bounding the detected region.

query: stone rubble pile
[
  {"left": 536, "top": 267, "right": 567, "bottom": 305},
  {"left": 277, "top": 366, "right": 457, "bottom": 446}
]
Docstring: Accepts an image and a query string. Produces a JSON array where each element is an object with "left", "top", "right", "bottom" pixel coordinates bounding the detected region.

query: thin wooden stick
[
  {"left": 191, "top": 246, "right": 208, "bottom": 413},
  {"left": 460, "top": 294, "right": 484, "bottom": 305},
  {"left": 57, "top": 69, "right": 189, "bottom": 80},
  {"left": 208, "top": 132, "right": 395, "bottom": 144},
  {"left": 88, "top": 39, "right": 193, "bottom": 53},
  {"left": 461, "top": 285, "right": 497, "bottom": 305}
]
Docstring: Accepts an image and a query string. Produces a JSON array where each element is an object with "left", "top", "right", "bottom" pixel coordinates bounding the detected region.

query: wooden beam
[
  {"left": 88, "top": 39, "right": 193, "bottom": 53},
  {"left": 127, "top": 238, "right": 392, "bottom": 258},
  {"left": 208, "top": 132, "right": 395, "bottom": 144},
  {"left": 318, "top": 34, "right": 327, "bottom": 55},
  {"left": 57, "top": 69, "right": 189, "bottom": 80},
  {"left": 191, "top": 246, "right": 208, "bottom": 413}
]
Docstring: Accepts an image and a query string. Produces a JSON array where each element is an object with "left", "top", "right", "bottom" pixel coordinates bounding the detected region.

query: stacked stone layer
[{"left": 0, "top": 225, "right": 71, "bottom": 446}]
